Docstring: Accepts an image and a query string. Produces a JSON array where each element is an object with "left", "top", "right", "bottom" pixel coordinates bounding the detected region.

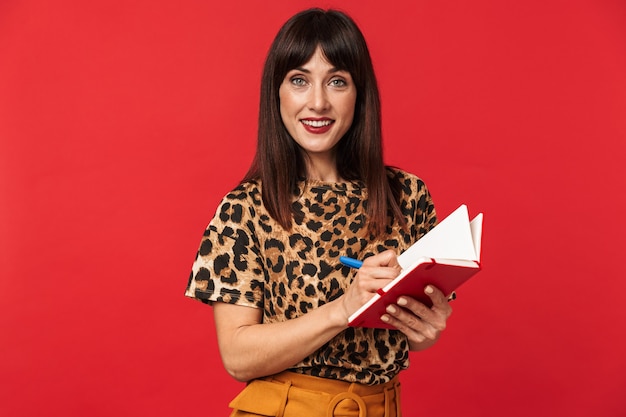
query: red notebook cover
[{"left": 347, "top": 257, "right": 481, "bottom": 329}]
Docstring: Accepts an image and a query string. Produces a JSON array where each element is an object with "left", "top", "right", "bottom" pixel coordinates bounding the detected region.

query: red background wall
[{"left": 1, "top": 1, "right": 625, "bottom": 416}]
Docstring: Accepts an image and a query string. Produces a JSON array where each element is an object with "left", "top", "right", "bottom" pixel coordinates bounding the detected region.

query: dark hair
[{"left": 243, "top": 8, "right": 406, "bottom": 235}]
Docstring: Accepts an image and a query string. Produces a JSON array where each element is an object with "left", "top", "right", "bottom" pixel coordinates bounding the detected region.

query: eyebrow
[{"left": 292, "top": 66, "right": 345, "bottom": 74}]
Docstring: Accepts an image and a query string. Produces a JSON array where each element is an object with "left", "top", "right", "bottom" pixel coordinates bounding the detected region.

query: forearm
[{"left": 214, "top": 299, "right": 349, "bottom": 382}]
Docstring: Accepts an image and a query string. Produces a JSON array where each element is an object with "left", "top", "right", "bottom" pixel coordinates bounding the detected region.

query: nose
[{"left": 308, "top": 84, "right": 329, "bottom": 112}]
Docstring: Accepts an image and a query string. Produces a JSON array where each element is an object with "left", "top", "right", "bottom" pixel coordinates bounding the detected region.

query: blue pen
[{"left": 339, "top": 256, "right": 363, "bottom": 269}]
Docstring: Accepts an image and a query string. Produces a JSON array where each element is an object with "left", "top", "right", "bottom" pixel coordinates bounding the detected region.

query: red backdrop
[{"left": 1, "top": 1, "right": 625, "bottom": 416}]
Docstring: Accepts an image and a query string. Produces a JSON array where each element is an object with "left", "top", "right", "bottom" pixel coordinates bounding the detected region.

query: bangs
[{"left": 272, "top": 11, "right": 363, "bottom": 83}]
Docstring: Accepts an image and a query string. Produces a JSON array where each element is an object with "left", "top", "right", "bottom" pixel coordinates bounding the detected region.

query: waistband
[
  {"left": 266, "top": 371, "right": 400, "bottom": 397},
  {"left": 229, "top": 371, "right": 402, "bottom": 417}
]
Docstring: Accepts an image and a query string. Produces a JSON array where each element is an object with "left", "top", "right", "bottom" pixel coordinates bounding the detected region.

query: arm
[
  {"left": 213, "top": 250, "right": 402, "bottom": 382},
  {"left": 213, "top": 300, "right": 345, "bottom": 381}
]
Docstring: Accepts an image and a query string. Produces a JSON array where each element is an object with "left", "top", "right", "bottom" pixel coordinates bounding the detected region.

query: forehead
[
  {"left": 290, "top": 47, "right": 350, "bottom": 75},
  {"left": 297, "top": 48, "right": 333, "bottom": 69}
]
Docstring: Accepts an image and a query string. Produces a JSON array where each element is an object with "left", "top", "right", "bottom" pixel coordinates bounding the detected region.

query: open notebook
[{"left": 348, "top": 204, "right": 483, "bottom": 329}]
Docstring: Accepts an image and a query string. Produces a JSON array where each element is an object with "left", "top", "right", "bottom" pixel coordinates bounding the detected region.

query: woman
[{"left": 185, "top": 8, "right": 452, "bottom": 417}]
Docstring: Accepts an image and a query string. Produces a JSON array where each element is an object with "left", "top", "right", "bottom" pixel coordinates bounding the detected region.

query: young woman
[{"left": 185, "top": 8, "right": 453, "bottom": 417}]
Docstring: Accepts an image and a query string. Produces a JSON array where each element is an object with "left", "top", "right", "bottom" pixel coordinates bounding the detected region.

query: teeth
[{"left": 302, "top": 119, "right": 332, "bottom": 127}]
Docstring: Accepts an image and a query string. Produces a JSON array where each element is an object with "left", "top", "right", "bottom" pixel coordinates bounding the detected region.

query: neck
[
  {"left": 305, "top": 168, "right": 342, "bottom": 182},
  {"left": 304, "top": 157, "right": 341, "bottom": 182}
]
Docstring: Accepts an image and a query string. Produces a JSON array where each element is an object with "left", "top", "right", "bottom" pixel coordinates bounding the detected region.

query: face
[{"left": 279, "top": 47, "right": 357, "bottom": 170}]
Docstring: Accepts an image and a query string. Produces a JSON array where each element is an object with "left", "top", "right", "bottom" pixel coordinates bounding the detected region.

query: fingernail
[
  {"left": 425, "top": 286, "right": 433, "bottom": 294},
  {"left": 381, "top": 314, "right": 390, "bottom": 322},
  {"left": 397, "top": 297, "right": 407, "bottom": 306},
  {"left": 386, "top": 305, "right": 397, "bottom": 314}
]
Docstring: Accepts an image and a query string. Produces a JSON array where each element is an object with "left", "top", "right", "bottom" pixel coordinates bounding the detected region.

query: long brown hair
[{"left": 243, "top": 8, "right": 406, "bottom": 235}]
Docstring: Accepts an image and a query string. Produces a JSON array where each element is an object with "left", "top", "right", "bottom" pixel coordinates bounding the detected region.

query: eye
[
  {"left": 290, "top": 77, "right": 307, "bottom": 86},
  {"left": 329, "top": 78, "right": 348, "bottom": 87}
]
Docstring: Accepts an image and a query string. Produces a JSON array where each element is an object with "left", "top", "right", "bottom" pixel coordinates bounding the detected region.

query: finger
[
  {"left": 362, "top": 249, "right": 401, "bottom": 269},
  {"left": 377, "top": 249, "right": 401, "bottom": 268},
  {"left": 396, "top": 294, "right": 450, "bottom": 331},
  {"left": 353, "top": 274, "right": 394, "bottom": 293},
  {"left": 397, "top": 297, "right": 435, "bottom": 323},
  {"left": 355, "top": 266, "right": 400, "bottom": 289},
  {"left": 424, "top": 286, "right": 453, "bottom": 316},
  {"left": 380, "top": 305, "right": 437, "bottom": 341},
  {"left": 424, "top": 285, "right": 448, "bottom": 306}
]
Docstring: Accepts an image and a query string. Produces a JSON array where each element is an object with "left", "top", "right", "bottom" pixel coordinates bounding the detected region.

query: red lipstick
[{"left": 301, "top": 118, "right": 334, "bottom": 134}]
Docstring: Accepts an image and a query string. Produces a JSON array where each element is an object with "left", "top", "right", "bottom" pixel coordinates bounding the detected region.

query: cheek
[
  {"left": 278, "top": 95, "right": 291, "bottom": 126},
  {"left": 343, "top": 95, "right": 357, "bottom": 123},
  {"left": 278, "top": 91, "right": 299, "bottom": 137},
  {"left": 278, "top": 87, "right": 301, "bottom": 114}
]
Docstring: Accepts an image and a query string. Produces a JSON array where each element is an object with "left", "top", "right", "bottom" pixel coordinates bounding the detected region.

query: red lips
[{"left": 301, "top": 118, "right": 334, "bottom": 134}]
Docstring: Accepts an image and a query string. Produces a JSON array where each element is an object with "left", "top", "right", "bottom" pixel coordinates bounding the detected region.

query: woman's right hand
[{"left": 339, "top": 250, "right": 402, "bottom": 322}]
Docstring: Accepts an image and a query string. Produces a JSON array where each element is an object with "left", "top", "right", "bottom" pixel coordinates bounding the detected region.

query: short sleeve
[
  {"left": 413, "top": 177, "right": 438, "bottom": 239},
  {"left": 184, "top": 191, "right": 265, "bottom": 308}
]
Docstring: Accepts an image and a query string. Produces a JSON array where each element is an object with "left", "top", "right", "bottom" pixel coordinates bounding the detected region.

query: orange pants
[{"left": 229, "top": 371, "right": 402, "bottom": 417}]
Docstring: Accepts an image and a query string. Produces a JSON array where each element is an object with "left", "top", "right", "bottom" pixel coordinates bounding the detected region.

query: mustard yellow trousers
[{"left": 229, "top": 371, "right": 402, "bottom": 417}]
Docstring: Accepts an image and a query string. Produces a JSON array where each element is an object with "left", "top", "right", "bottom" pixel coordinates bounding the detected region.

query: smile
[{"left": 301, "top": 119, "right": 334, "bottom": 127}]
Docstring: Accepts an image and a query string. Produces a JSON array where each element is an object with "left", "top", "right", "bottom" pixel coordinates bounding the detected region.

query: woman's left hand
[{"left": 380, "top": 285, "right": 453, "bottom": 351}]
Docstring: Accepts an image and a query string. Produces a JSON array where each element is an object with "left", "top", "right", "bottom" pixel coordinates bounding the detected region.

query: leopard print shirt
[{"left": 185, "top": 168, "right": 437, "bottom": 385}]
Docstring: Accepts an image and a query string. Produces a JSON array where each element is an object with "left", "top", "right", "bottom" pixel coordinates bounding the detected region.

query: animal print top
[{"left": 185, "top": 168, "right": 437, "bottom": 385}]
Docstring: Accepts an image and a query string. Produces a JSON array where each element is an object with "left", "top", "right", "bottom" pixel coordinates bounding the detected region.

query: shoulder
[
  {"left": 220, "top": 179, "right": 263, "bottom": 205},
  {"left": 386, "top": 167, "right": 437, "bottom": 234},
  {"left": 215, "top": 180, "right": 265, "bottom": 214},
  {"left": 385, "top": 166, "right": 421, "bottom": 182},
  {"left": 385, "top": 166, "right": 430, "bottom": 197},
  {"left": 209, "top": 179, "right": 265, "bottom": 232}
]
